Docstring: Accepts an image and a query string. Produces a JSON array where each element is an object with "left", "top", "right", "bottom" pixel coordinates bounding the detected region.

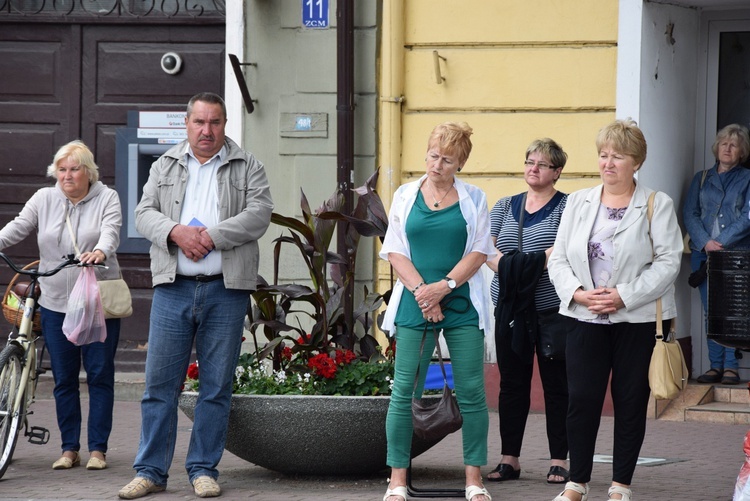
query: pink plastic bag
[
  {"left": 734, "top": 429, "right": 750, "bottom": 500},
  {"left": 62, "top": 267, "right": 107, "bottom": 346}
]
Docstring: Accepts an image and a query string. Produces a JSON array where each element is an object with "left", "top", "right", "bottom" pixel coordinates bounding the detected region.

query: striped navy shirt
[{"left": 489, "top": 191, "right": 567, "bottom": 310}]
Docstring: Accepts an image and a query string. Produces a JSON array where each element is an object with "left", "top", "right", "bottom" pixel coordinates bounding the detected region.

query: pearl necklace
[{"left": 428, "top": 181, "right": 453, "bottom": 208}]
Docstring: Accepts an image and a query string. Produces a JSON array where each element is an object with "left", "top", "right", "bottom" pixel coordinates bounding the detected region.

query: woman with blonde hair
[
  {"left": 547, "top": 119, "right": 682, "bottom": 501},
  {"left": 0, "top": 140, "right": 123, "bottom": 471},
  {"left": 380, "top": 122, "right": 495, "bottom": 501}
]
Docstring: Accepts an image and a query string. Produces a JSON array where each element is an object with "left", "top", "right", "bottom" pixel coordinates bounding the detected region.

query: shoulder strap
[
  {"left": 646, "top": 191, "right": 669, "bottom": 338},
  {"left": 65, "top": 211, "right": 82, "bottom": 257},
  {"left": 517, "top": 192, "right": 527, "bottom": 251}
]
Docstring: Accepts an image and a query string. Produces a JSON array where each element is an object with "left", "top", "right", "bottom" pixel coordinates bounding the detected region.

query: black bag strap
[
  {"left": 413, "top": 323, "right": 450, "bottom": 393},
  {"left": 517, "top": 192, "right": 527, "bottom": 251}
]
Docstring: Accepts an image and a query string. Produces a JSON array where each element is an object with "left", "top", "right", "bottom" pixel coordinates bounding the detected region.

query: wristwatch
[{"left": 443, "top": 277, "right": 456, "bottom": 290}]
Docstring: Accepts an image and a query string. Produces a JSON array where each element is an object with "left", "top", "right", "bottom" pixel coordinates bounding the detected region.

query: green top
[{"left": 395, "top": 191, "right": 479, "bottom": 329}]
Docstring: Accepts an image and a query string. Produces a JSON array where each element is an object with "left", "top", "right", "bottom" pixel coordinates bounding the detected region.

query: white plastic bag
[
  {"left": 62, "top": 267, "right": 107, "bottom": 346},
  {"left": 734, "top": 430, "right": 750, "bottom": 500}
]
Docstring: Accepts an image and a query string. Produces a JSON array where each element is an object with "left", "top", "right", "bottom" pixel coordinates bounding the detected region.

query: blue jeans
[
  {"left": 691, "top": 250, "right": 738, "bottom": 371},
  {"left": 133, "top": 278, "right": 248, "bottom": 486},
  {"left": 40, "top": 307, "right": 120, "bottom": 453}
]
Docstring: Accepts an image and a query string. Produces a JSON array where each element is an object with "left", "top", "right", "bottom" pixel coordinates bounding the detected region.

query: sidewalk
[{"left": 1, "top": 397, "right": 746, "bottom": 500}]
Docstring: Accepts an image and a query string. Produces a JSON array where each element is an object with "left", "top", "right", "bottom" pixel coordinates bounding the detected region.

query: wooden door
[{"left": 0, "top": 20, "right": 224, "bottom": 356}]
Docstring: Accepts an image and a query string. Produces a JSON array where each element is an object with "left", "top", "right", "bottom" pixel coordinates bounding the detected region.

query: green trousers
[{"left": 385, "top": 325, "right": 489, "bottom": 468}]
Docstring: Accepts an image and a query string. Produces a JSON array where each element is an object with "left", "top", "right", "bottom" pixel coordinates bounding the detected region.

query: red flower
[
  {"left": 308, "top": 353, "right": 337, "bottom": 379},
  {"left": 187, "top": 362, "right": 199, "bottom": 380},
  {"left": 281, "top": 346, "right": 293, "bottom": 360},
  {"left": 334, "top": 349, "right": 356, "bottom": 365}
]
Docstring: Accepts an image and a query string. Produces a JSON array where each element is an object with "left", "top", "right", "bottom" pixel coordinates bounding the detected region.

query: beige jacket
[{"left": 548, "top": 182, "right": 682, "bottom": 323}]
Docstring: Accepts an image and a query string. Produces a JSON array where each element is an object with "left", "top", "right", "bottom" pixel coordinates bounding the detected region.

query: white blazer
[
  {"left": 548, "top": 182, "right": 682, "bottom": 323},
  {"left": 379, "top": 175, "right": 496, "bottom": 333}
]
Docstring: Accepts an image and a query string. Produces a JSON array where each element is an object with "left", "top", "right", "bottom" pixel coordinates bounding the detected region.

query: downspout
[
  {"left": 375, "top": 0, "right": 405, "bottom": 344},
  {"left": 337, "top": 0, "right": 355, "bottom": 337}
]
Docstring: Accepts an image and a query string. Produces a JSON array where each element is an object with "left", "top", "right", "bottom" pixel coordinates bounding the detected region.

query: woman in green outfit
[{"left": 379, "top": 122, "right": 496, "bottom": 501}]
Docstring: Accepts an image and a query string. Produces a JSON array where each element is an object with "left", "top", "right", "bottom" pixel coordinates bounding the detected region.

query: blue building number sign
[{"left": 302, "top": 0, "right": 329, "bottom": 29}]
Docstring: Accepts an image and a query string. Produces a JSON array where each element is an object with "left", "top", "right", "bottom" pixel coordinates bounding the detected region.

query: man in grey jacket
[{"left": 119, "top": 92, "right": 273, "bottom": 499}]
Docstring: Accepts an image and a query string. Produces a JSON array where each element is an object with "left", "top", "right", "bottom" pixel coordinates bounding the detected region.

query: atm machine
[{"left": 114, "top": 111, "right": 186, "bottom": 253}]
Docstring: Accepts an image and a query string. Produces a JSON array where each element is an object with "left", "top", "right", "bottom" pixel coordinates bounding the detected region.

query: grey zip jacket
[
  {"left": 0, "top": 181, "right": 122, "bottom": 312},
  {"left": 134, "top": 137, "right": 273, "bottom": 290}
]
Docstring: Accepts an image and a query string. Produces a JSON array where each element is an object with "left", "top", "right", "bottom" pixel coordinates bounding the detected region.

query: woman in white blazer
[{"left": 546, "top": 119, "right": 682, "bottom": 501}]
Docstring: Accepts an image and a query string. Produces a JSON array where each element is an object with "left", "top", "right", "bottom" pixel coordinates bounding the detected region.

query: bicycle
[{"left": 0, "top": 252, "right": 97, "bottom": 478}]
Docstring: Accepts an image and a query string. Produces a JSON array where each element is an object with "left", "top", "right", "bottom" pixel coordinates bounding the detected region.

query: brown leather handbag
[{"left": 411, "top": 323, "right": 463, "bottom": 442}]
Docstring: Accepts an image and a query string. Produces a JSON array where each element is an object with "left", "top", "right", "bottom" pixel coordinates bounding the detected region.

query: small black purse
[
  {"left": 537, "top": 308, "right": 567, "bottom": 360},
  {"left": 411, "top": 323, "right": 463, "bottom": 442}
]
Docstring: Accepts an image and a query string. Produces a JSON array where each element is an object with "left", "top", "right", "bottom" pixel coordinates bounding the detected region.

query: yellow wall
[{"left": 376, "top": 0, "right": 620, "bottom": 315}]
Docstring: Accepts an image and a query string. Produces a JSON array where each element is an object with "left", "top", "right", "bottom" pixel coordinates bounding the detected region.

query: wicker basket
[{"left": 2, "top": 260, "right": 42, "bottom": 332}]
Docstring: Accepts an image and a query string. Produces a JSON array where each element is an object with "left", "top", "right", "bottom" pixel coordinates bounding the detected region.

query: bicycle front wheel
[{"left": 0, "top": 343, "right": 25, "bottom": 478}]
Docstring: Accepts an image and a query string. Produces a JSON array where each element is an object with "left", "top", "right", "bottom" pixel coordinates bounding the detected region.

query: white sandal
[
  {"left": 608, "top": 485, "right": 632, "bottom": 501},
  {"left": 553, "top": 481, "right": 589, "bottom": 501},
  {"left": 383, "top": 485, "right": 408, "bottom": 501},
  {"left": 465, "top": 484, "right": 492, "bottom": 501}
]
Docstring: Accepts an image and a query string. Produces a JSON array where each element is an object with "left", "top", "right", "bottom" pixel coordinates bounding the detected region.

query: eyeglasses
[{"left": 523, "top": 160, "right": 557, "bottom": 170}]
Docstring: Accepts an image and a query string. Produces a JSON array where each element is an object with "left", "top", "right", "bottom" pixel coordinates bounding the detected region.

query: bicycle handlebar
[{"left": 0, "top": 252, "right": 106, "bottom": 279}]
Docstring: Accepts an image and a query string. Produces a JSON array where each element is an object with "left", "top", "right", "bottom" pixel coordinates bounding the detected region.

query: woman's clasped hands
[
  {"left": 574, "top": 286, "right": 625, "bottom": 314},
  {"left": 414, "top": 281, "right": 449, "bottom": 323}
]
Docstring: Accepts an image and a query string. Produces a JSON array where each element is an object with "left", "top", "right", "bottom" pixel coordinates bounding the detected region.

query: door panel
[
  {"left": 81, "top": 24, "right": 225, "bottom": 185},
  {"left": 0, "top": 24, "right": 80, "bottom": 197}
]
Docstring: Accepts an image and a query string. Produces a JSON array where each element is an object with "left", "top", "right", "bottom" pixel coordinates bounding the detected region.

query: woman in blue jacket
[{"left": 683, "top": 123, "right": 750, "bottom": 385}]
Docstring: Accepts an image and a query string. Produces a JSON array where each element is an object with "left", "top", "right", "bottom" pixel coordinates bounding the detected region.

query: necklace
[{"left": 428, "top": 181, "right": 452, "bottom": 208}]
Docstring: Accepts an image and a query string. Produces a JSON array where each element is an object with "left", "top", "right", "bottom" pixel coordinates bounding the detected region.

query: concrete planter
[{"left": 178, "top": 391, "right": 442, "bottom": 476}]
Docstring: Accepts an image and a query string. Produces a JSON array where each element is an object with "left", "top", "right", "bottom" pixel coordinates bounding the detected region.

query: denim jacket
[
  {"left": 135, "top": 137, "right": 273, "bottom": 290},
  {"left": 683, "top": 163, "right": 750, "bottom": 252}
]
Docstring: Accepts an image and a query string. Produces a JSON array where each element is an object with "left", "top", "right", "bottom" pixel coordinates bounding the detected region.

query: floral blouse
[{"left": 586, "top": 204, "right": 627, "bottom": 323}]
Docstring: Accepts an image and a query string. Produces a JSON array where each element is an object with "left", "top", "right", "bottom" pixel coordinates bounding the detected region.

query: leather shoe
[
  {"left": 118, "top": 477, "right": 166, "bottom": 499},
  {"left": 486, "top": 463, "right": 521, "bottom": 482},
  {"left": 52, "top": 451, "right": 80, "bottom": 470},
  {"left": 193, "top": 475, "right": 221, "bottom": 498},
  {"left": 697, "top": 368, "right": 723, "bottom": 384},
  {"left": 86, "top": 455, "right": 107, "bottom": 470}
]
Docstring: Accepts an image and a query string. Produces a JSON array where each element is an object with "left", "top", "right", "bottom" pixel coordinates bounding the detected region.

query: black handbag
[
  {"left": 411, "top": 323, "right": 463, "bottom": 442},
  {"left": 517, "top": 194, "right": 567, "bottom": 361},
  {"left": 537, "top": 308, "right": 567, "bottom": 360}
]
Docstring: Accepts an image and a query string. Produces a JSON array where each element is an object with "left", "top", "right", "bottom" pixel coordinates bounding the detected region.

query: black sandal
[
  {"left": 546, "top": 465, "right": 570, "bottom": 484},
  {"left": 697, "top": 368, "right": 723, "bottom": 384},
  {"left": 486, "top": 463, "right": 520, "bottom": 482},
  {"left": 722, "top": 369, "right": 741, "bottom": 385}
]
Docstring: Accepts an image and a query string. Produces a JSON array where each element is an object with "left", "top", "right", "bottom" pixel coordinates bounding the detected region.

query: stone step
[
  {"left": 685, "top": 401, "right": 750, "bottom": 425},
  {"left": 713, "top": 384, "right": 750, "bottom": 404}
]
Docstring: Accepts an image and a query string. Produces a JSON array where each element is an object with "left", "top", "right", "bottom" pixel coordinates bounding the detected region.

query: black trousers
[
  {"left": 496, "top": 317, "right": 569, "bottom": 460},
  {"left": 565, "top": 320, "right": 659, "bottom": 485}
]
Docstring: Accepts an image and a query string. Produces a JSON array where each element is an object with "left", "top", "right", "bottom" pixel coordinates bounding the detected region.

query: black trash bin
[{"left": 707, "top": 250, "right": 750, "bottom": 350}]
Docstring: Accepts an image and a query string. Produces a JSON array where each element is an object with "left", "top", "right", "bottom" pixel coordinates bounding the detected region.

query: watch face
[{"left": 447, "top": 279, "right": 456, "bottom": 289}]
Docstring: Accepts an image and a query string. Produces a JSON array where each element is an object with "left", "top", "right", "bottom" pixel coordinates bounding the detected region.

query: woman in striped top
[{"left": 486, "top": 138, "right": 569, "bottom": 485}]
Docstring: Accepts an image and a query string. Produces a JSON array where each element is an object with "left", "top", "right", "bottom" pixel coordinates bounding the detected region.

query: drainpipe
[
  {"left": 337, "top": 0, "right": 354, "bottom": 337},
  {"left": 375, "top": 0, "right": 405, "bottom": 345}
]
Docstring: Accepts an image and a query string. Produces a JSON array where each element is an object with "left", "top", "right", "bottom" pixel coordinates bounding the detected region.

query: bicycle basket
[{"left": 2, "top": 260, "right": 42, "bottom": 331}]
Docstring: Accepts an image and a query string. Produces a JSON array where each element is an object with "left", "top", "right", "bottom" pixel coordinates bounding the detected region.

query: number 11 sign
[{"left": 302, "top": 0, "right": 329, "bottom": 29}]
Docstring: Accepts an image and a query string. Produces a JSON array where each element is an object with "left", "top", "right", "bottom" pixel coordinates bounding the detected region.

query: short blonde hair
[
  {"left": 427, "top": 122, "right": 474, "bottom": 168},
  {"left": 595, "top": 118, "right": 647, "bottom": 168},
  {"left": 47, "top": 140, "right": 99, "bottom": 183},
  {"left": 712, "top": 124, "right": 750, "bottom": 164}
]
